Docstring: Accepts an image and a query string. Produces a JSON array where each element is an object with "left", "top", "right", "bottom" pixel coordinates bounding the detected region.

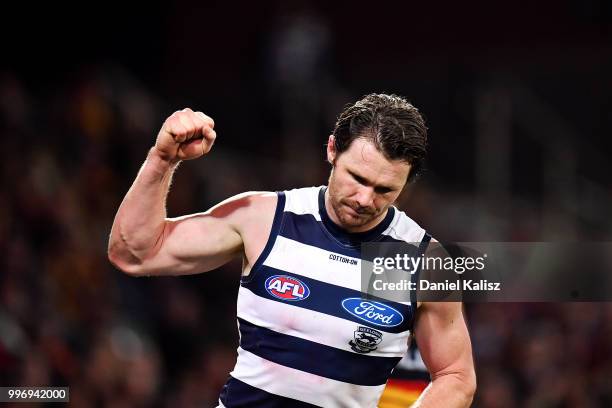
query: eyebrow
[{"left": 348, "top": 170, "right": 396, "bottom": 191}]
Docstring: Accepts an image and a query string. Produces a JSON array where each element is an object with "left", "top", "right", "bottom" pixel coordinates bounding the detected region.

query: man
[{"left": 108, "top": 94, "right": 476, "bottom": 407}]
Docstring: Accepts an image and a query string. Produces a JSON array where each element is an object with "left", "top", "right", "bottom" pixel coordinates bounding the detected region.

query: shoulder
[
  {"left": 206, "top": 191, "right": 278, "bottom": 225},
  {"left": 211, "top": 186, "right": 321, "bottom": 227}
]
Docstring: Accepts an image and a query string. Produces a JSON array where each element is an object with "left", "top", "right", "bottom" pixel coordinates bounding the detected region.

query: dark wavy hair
[{"left": 332, "top": 93, "right": 428, "bottom": 182}]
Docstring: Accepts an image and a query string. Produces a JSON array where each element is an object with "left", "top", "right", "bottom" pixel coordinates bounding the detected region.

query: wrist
[{"left": 147, "top": 147, "right": 181, "bottom": 172}]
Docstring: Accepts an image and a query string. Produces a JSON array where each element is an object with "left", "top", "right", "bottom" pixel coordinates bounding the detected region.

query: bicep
[
  {"left": 159, "top": 211, "right": 243, "bottom": 274},
  {"left": 414, "top": 302, "right": 474, "bottom": 380},
  {"left": 139, "top": 193, "right": 263, "bottom": 276}
]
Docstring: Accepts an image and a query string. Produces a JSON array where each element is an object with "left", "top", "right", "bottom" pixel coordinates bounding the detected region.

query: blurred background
[{"left": 1, "top": 1, "right": 611, "bottom": 406}]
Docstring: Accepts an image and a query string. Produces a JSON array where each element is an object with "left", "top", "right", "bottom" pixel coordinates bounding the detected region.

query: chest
[{"left": 239, "top": 233, "right": 413, "bottom": 357}]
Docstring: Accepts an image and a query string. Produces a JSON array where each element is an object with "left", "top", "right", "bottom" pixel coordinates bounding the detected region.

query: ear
[{"left": 327, "top": 135, "right": 336, "bottom": 164}]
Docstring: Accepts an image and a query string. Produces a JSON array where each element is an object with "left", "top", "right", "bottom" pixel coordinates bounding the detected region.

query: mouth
[
  {"left": 344, "top": 205, "right": 360, "bottom": 217},
  {"left": 344, "top": 204, "right": 373, "bottom": 218}
]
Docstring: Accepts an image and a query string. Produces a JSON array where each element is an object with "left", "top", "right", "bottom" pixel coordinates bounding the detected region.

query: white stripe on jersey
[
  {"left": 237, "top": 286, "right": 409, "bottom": 357},
  {"left": 264, "top": 236, "right": 412, "bottom": 305},
  {"left": 284, "top": 186, "right": 321, "bottom": 220},
  {"left": 230, "top": 347, "right": 386, "bottom": 408},
  {"left": 263, "top": 236, "right": 362, "bottom": 291},
  {"left": 383, "top": 210, "right": 427, "bottom": 243}
]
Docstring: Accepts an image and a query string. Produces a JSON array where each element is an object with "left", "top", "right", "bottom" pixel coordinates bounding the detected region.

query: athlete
[{"left": 108, "top": 94, "right": 476, "bottom": 407}]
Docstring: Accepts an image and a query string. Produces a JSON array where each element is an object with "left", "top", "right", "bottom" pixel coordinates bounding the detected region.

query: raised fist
[{"left": 154, "top": 108, "right": 216, "bottom": 163}]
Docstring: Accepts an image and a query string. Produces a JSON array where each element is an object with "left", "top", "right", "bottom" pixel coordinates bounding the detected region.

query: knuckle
[
  {"left": 193, "top": 111, "right": 214, "bottom": 127},
  {"left": 173, "top": 124, "right": 186, "bottom": 135},
  {"left": 169, "top": 120, "right": 181, "bottom": 133},
  {"left": 178, "top": 115, "right": 194, "bottom": 129}
]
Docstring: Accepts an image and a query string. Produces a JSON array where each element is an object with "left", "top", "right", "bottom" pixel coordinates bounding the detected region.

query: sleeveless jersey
[{"left": 218, "top": 186, "right": 431, "bottom": 407}]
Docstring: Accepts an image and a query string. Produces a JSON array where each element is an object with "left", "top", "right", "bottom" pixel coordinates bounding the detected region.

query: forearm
[
  {"left": 411, "top": 373, "right": 475, "bottom": 408},
  {"left": 108, "top": 148, "right": 178, "bottom": 268}
]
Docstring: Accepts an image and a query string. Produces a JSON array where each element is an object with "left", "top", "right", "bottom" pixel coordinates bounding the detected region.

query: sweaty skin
[{"left": 108, "top": 109, "right": 476, "bottom": 407}]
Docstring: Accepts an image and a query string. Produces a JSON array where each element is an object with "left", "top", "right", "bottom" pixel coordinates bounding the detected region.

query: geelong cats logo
[{"left": 349, "top": 326, "right": 383, "bottom": 354}]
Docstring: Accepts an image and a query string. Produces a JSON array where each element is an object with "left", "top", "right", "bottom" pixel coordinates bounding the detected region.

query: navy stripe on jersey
[
  {"left": 280, "top": 212, "right": 361, "bottom": 258},
  {"left": 219, "top": 376, "right": 319, "bottom": 408},
  {"left": 242, "top": 192, "right": 286, "bottom": 284},
  {"left": 237, "top": 317, "right": 401, "bottom": 386},
  {"left": 410, "top": 232, "right": 432, "bottom": 311},
  {"left": 280, "top": 212, "right": 424, "bottom": 261},
  {"left": 241, "top": 265, "right": 414, "bottom": 334}
]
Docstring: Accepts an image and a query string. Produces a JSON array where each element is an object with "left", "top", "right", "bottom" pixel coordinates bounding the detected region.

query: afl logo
[
  {"left": 341, "top": 298, "right": 404, "bottom": 327},
  {"left": 265, "top": 275, "right": 310, "bottom": 301}
]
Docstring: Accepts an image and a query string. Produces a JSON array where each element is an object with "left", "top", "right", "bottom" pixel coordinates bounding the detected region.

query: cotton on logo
[{"left": 265, "top": 275, "right": 310, "bottom": 301}]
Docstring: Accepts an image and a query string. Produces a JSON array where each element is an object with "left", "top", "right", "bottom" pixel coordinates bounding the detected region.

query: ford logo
[
  {"left": 265, "top": 275, "right": 310, "bottom": 301},
  {"left": 341, "top": 298, "right": 404, "bottom": 327}
]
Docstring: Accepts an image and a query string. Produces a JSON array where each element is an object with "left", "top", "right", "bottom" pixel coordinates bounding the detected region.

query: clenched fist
[{"left": 154, "top": 108, "right": 216, "bottom": 163}]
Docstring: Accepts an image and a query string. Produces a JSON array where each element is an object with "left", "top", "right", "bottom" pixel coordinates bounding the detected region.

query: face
[{"left": 326, "top": 136, "right": 411, "bottom": 232}]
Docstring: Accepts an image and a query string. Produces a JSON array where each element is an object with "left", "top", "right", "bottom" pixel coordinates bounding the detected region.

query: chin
[{"left": 339, "top": 213, "right": 371, "bottom": 229}]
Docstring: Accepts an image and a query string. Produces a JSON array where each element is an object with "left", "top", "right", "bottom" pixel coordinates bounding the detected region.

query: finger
[
  {"left": 178, "top": 137, "right": 204, "bottom": 160},
  {"left": 202, "top": 126, "right": 216, "bottom": 143},
  {"left": 202, "top": 132, "right": 217, "bottom": 154},
  {"left": 167, "top": 120, "right": 189, "bottom": 143},
  {"left": 177, "top": 112, "right": 198, "bottom": 139},
  {"left": 195, "top": 111, "right": 215, "bottom": 129},
  {"left": 202, "top": 135, "right": 215, "bottom": 154},
  {"left": 191, "top": 113, "right": 209, "bottom": 135},
  {"left": 200, "top": 137, "right": 208, "bottom": 156}
]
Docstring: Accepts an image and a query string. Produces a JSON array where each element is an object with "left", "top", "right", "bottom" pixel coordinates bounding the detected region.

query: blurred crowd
[
  {"left": 1, "top": 3, "right": 611, "bottom": 405},
  {"left": 0, "top": 65, "right": 610, "bottom": 407}
]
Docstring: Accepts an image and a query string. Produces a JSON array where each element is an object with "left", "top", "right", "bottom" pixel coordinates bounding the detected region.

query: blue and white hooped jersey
[{"left": 219, "top": 186, "right": 431, "bottom": 408}]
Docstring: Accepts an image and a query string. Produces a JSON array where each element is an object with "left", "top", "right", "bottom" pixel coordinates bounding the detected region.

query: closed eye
[
  {"left": 349, "top": 171, "right": 394, "bottom": 194},
  {"left": 374, "top": 186, "right": 393, "bottom": 194},
  {"left": 352, "top": 173, "right": 367, "bottom": 185}
]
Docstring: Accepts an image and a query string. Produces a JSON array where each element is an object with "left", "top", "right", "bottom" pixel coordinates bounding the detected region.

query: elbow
[
  {"left": 430, "top": 369, "right": 477, "bottom": 407},
  {"left": 461, "top": 370, "right": 477, "bottom": 406},
  {"left": 107, "top": 242, "right": 147, "bottom": 277}
]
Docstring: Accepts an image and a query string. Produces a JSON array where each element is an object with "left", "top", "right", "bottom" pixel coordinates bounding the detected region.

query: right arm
[{"left": 108, "top": 108, "right": 257, "bottom": 276}]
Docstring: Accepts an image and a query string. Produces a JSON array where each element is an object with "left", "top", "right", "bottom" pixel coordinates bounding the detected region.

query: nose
[{"left": 354, "top": 186, "right": 375, "bottom": 209}]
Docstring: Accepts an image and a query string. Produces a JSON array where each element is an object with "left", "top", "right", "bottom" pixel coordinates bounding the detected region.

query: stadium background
[{"left": 1, "top": 1, "right": 611, "bottom": 406}]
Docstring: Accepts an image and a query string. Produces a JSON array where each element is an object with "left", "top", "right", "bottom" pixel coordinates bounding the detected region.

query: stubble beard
[{"left": 328, "top": 182, "right": 377, "bottom": 230}]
